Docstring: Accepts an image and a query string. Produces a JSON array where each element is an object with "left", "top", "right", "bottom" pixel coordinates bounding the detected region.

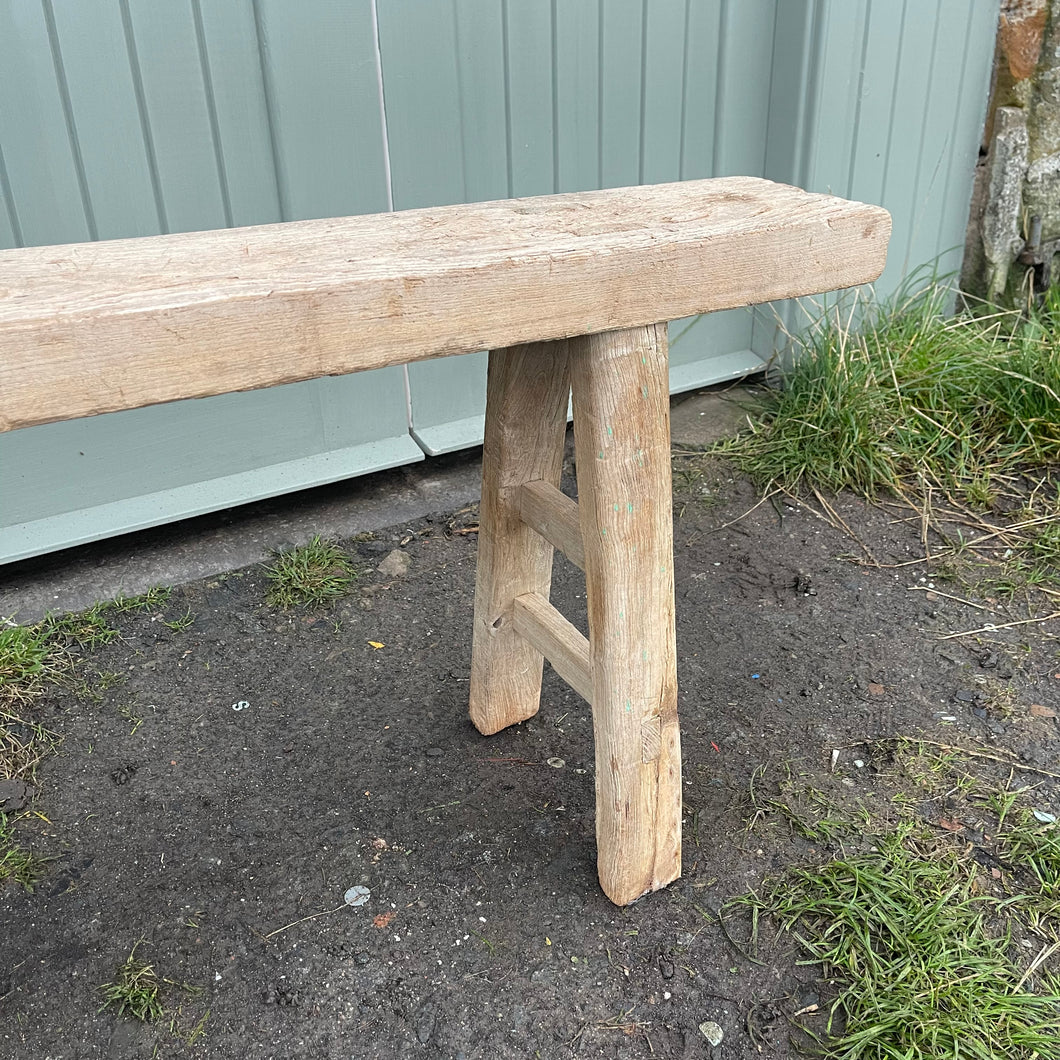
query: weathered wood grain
[
  {"left": 511, "top": 592, "right": 592, "bottom": 704},
  {"left": 517, "top": 480, "right": 585, "bottom": 571},
  {"left": 569, "top": 323, "right": 681, "bottom": 906},
  {"left": 0, "top": 176, "right": 889, "bottom": 432},
  {"left": 468, "top": 341, "right": 571, "bottom": 735}
]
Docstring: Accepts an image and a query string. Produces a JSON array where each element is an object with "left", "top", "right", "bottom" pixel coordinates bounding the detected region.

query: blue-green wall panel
[
  {"left": 554, "top": 1, "right": 600, "bottom": 192},
  {"left": 0, "top": 1, "right": 91, "bottom": 245},
  {"left": 196, "top": 0, "right": 283, "bottom": 227},
  {"left": 0, "top": 0, "right": 1001, "bottom": 561},
  {"left": 46, "top": 1, "right": 162, "bottom": 239},
  {"left": 122, "top": 0, "right": 229, "bottom": 233},
  {"left": 253, "top": 0, "right": 389, "bottom": 220},
  {"left": 642, "top": 2, "right": 691, "bottom": 186}
]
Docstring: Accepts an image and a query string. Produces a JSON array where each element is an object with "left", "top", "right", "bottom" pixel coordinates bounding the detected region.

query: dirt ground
[{"left": 3, "top": 439, "right": 1059, "bottom": 1060}]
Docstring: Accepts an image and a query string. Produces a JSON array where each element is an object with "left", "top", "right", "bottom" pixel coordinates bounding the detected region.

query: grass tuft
[
  {"left": 1002, "top": 813, "right": 1060, "bottom": 899},
  {"left": 0, "top": 813, "right": 46, "bottom": 890},
  {"left": 716, "top": 281, "right": 1060, "bottom": 595},
  {"left": 2, "top": 587, "right": 176, "bottom": 787},
  {"left": 731, "top": 826, "right": 1060, "bottom": 1059},
  {"left": 99, "top": 943, "right": 165, "bottom": 1022},
  {"left": 720, "top": 283, "right": 1060, "bottom": 496},
  {"left": 263, "top": 536, "right": 357, "bottom": 609}
]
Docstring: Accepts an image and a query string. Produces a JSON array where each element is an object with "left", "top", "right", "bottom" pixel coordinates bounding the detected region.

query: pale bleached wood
[
  {"left": 569, "top": 322, "right": 681, "bottom": 906},
  {"left": 511, "top": 592, "right": 592, "bottom": 704},
  {"left": 469, "top": 342, "right": 571, "bottom": 735},
  {"left": 517, "top": 480, "right": 585, "bottom": 571},
  {"left": 0, "top": 176, "right": 889, "bottom": 432}
]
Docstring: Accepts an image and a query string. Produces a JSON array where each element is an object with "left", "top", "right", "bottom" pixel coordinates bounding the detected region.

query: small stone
[
  {"left": 955, "top": 690, "right": 974, "bottom": 703},
  {"left": 377, "top": 549, "right": 411, "bottom": 577},
  {"left": 699, "top": 1021, "right": 724, "bottom": 1047},
  {"left": 1030, "top": 704, "right": 1057, "bottom": 718},
  {"left": 354, "top": 951, "right": 371, "bottom": 966},
  {"left": 425, "top": 746, "right": 444, "bottom": 758},
  {"left": 867, "top": 682, "right": 885, "bottom": 696}
]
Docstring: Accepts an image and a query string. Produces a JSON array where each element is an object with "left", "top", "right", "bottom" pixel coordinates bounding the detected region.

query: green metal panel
[
  {"left": 0, "top": 0, "right": 1001, "bottom": 560},
  {"left": 377, "top": 1, "right": 506, "bottom": 454},
  {"left": 0, "top": 1, "right": 92, "bottom": 245},
  {"left": 554, "top": 0, "right": 599, "bottom": 192},
  {"left": 195, "top": 0, "right": 282, "bottom": 227},
  {"left": 253, "top": 0, "right": 390, "bottom": 220},
  {"left": 0, "top": 0, "right": 418, "bottom": 564},
  {"left": 45, "top": 2, "right": 161, "bottom": 239},
  {"left": 121, "top": 0, "right": 228, "bottom": 233},
  {"left": 752, "top": 0, "right": 999, "bottom": 358},
  {"left": 395, "top": 0, "right": 774, "bottom": 455}
]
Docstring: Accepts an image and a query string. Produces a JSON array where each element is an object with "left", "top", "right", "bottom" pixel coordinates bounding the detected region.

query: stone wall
[{"left": 962, "top": 0, "right": 1060, "bottom": 303}]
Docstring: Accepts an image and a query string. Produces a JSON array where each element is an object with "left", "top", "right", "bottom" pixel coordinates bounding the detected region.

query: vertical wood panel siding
[{"left": 0, "top": 0, "right": 998, "bottom": 561}]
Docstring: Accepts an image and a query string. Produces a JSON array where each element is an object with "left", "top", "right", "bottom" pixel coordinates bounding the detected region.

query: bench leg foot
[
  {"left": 570, "top": 324, "right": 682, "bottom": 905},
  {"left": 469, "top": 341, "right": 571, "bottom": 735}
]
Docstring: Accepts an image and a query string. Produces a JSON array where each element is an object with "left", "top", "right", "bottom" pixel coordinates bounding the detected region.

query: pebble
[
  {"left": 426, "top": 747, "right": 444, "bottom": 758},
  {"left": 699, "top": 1021, "right": 724, "bottom": 1047},
  {"left": 377, "top": 549, "right": 411, "bottom": 577}
]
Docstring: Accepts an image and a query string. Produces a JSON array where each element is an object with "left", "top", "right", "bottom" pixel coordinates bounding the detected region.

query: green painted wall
[{"left": 0, "top": 0, "right": 999, "bottom": 562}]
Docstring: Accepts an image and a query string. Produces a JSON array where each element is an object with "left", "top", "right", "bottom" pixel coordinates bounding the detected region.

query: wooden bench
[{"left": 0, "top": 177, "right": 890, "bottom": 905}]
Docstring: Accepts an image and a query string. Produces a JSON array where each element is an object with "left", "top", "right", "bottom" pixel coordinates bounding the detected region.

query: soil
[{"left": 3, "top": 445, "right": 1059, "bottom": 1060}]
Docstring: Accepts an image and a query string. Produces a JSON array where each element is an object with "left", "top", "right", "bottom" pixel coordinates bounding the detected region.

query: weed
[
  {"left": 717, "top": 282, "right": 1060, "bottom": 594},
  {"left": 174, "top": 1008, "right": 210, "bottom": 1045},
  {"left": 263, "top": 536, "right": 358, "bottom": 609},
  {"left": 1, "top": 588, "right": 170, "bottom": 792},
  {"left": 889, "top": 737, "right": 974, "bottom": 795},
  {"left": 0, "top": 814, "right": 46, "bottom": 890},
  {"left": 0, "top": 624, "right": 60, "bottom": 705},
  {"left": 1001, "top": 812, "right": 1060, "bottom": 898},
  {"left": 730, "top": 825, "right": 1060, "bottom": 1059},
  {"left": 162, "top": 607, "right": 195, "bottom": 633},
  {"left": 99, "top": 943, "right": 165, "bottom": 1022},
  {"left": 117, "top": 703, "right": 145, "bottom": 737},
  {"left": 43, "top": 588, "right": 171, "bottom": 651}
]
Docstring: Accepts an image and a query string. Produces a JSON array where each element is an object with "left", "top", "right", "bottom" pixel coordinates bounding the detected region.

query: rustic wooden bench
[{"left": 0, "top": 177, "right": 890, "bottom": 905}]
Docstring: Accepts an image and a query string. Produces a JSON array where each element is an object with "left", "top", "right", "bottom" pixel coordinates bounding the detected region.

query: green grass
[
  {"left": 730, "top": 826, "right": 1060, "bottom": 1059},
  {"left": 263, "top": 536, "right": 358, "bottom": 609},
  {"left": 1002, "top": 812, "right": 1060, "bottom": 899},
  {"left": 99, "top": 943, "right": 165, "bottom": 1022},
  {"left": 715, "top": 280, "right": 1060, "bottom": 595},
  {"left": 0, "top": 813, "right": 46, "bottom": 890},
  {"left": 2, "top": 587, "right": 176, "bottom": 789},
  {"left": 719, "top": 282, "right": 1060, "bottom": 497}
]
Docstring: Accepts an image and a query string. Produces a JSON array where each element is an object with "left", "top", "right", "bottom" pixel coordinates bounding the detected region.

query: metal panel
[
  {"left": 0, "top": 0, "right": 419, "bottom": 564},
  {"left": 0, "top": 0, "right": 1001, "bottom": 560},
  {"left": 395, "top": 0, "right": 775, "bottom": 455},
  {"left": 752, "top": 0, "right": 999, "bottom": 358},
  {"left": 194, "top": 0, "right": 282, "bottom": 227},
  {"left": 0, "top": 1, "right": 92, "bottom": 245}
]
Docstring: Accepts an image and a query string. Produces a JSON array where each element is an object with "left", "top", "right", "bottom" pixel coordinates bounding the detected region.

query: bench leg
[
  {"left": 469, "top": 341, "right": 571, "bottom": 735},
  {"left": 569, "top": 324, "right": 682, "bottom": 905}
]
